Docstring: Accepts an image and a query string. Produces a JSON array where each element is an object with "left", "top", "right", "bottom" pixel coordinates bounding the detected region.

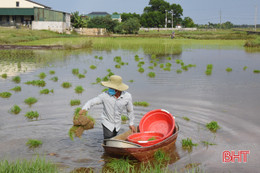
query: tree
[
  {"left": 121, "top": 13, "right": 141, "bottom": 22},
  {"left": 182, "top": 17, "right": 195, "bottom": 28},
  {"left": 222, "top": 21, "right": 234, "bottom": 29},
  {"left": 141, "top": 0, "right": 183, "bottom": 27},
  {"left": 121, "top": 18, "right": 141, "bottom": 34},
  {"left": 87, "top": 16, "right": 118, "bottom": 32},
  {"left": 71, "top": 11, "right": 87, "bottom": 28}
]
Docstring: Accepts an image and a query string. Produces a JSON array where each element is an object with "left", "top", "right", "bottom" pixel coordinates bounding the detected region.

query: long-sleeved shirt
[{"left": 82, "top": 91, "right": 134, "bottom": 132}]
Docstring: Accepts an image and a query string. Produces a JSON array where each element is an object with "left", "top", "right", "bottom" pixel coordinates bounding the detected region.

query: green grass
[
  {"left": 201, "top": 141, "right": 216, "bottom": 146},
  {"left": 62, "top": 82, "right": 72, "bottom": 88},
  {"left": 50, "top": 76, "right": 58, "bottom": 82},
  {"left": 10, "top": 105, "right": 21, "bottom": 114},
  {"left": 70, "top": 99, "right": 81, "bottom": 106},
  {"left": 24, "top": 97, "right": 38, "bottom": 106},
  {"left": 72, "top": 68, "right": 79, "bottom": 75},
  {"left": 25, "top": 80, "right": 46, "bottom": 87},
  {"left": 38, "top": 72, "right": 46, "bottom": 79},
  {"left": 0, "top": 92, "right": 12, "bottom": 98},
  {"left": 90, "top": 65, "right": 96, "bottom": 69},
  {"left": 226, "top": 67, "right": 232, "bottom": 72},
  {"left": 206, "top": 121, "right": 220, "bottom": 132},
  {"left": 253, "top": 70, "right": 260, "bottom": 73},
  {"left": 244, "top": 36, "right": 260, "bottom": 47},
  {"left": 49, "top": 70, "right": 55, "bottom": 75},
  {"left": 133, "top": 101, "right": 150, "bottom": 107},
  {"left": 182, "top": 138, "right": 198, "bottom": 149},
  {"left": 26, "top": 139, "right": 42, "bottom": 148},
  {"left": 0, "top": 156, "right": 58, "bottom": 173},
  {"left": 24, "top": 111, "right": 39, "bottom": 120},
  {"left": 75, "top": 86, "right": 84, "bottom": 93},
  {"left": 182, "top": 117, "right": 190, "bottom": 121},
  {"left": 1, "top": 73, "right": 7, "bottom": 79},
  {"left": 148, "top": 72, "right": 156, "bottom": 78},
  {"left": 12, "top": 76, "right": 21, "bottom": 83},
  {"left": 10, "top": 86, "right": 21, "bottom": 92}
]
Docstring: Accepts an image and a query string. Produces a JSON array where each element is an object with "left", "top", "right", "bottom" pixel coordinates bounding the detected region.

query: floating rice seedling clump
[
  {"left": 0, "top": 92, "right": 12, "bottom": 98},
  {"left": 62, "top": 82, "right": 72, "bottom": 88},
  {"left": 137, "top": 61, "right": 145, "bottom": 67},
  {"left": 128, "top": 80, "right": 134, "bottom": 83},
  {"left": 201, "top": 141, "right": 216, "bottom": 146},
  {"left": 72, "top": 68, "right": 79, "bottom": 75},
  {"left": 163, "top": 67, "right": 171, "bottom": 71},
  {"left": 226, "top": 67, "right": 232, "bottom": 72},
  {"left": 148, "top": 72, "right": 156, "bottom": 78},
  {"left": 51, "top": 76, "right": 58, "bottom": 82},
  {"left": 10, "top": 86, "right": 21, "bottom": 92},
  {"left": 40, "top": 89, "right": 53, "bottom": 94},
  {"left": 243, "top": 66, "right": 248, "bottom": 71},
  {"left": 49, "top": 70, "right": 55, "bottom": 75},
  {"left": 12, "top": 76, "right": 21, "bottom": 83},
  {"left": 166, "top": 57, "right": 172, "bottom": 60},
  {"left": 24, "top": 111, "right": 39, "bottom": 120},
  {"left": 176, "top": 69, "right": 182, "bottom": 74},
  {"left": 115, "top": 64, "right": 121, "bottom": 68},
  {"left": 102, "top": 88, "right": 109, "bottom": 92},
  {"left": 78, "top": 74, "right": 85, "bottom": 79},
  {"left": 121, "top": 115, "right": 128, "bottom": 123},
  {"left": 135, "top": 55, "right": 140, "bottom": 61},
  {"left": 253, "top": 70, "right": 260, "bottom": 73},
  {"left": 99, "top": 56, "right": 103, "bottom": 60},
  {"left": 205, "top": 64, "right": 213, "bottom": 75},
  {"left": 153, "top": 62, "right": 158, "bottom": 67},
  {"left": 159, "top": 64, "right": 164, "bottom": 68},
  {"left": 114, "top": 56, "right": 122, "bottom": 63},
  {"left": 206, "top": 121, "right": 220, "bottom": 132},
  {"left": 26, "top": 139, "right": 42, "bottom": 148},
  {"left": 25, "top": 80, "right": 46, "bottom": 87},
  {"left": 38, "top": 72, "right": 46, "bottom": 79},
  {"left": 133, "top": 101, "right": 150, "bottom": 107},
  {"left": 148, "top": 66, "right": 154, "bottom": 70},
  {"left": 181, "top": 65, "right": 188, "bottom": 71},
  {"left": 90, "top": 65, "right": 96, "bottom": 69},
  {"left": 70, "top": 99, "right": 81, "bottom": 106},
  {"left": 24, "top": 97, "right": 38, "bottom": 106},
  {"left": 182, "top": 117, "right": 190, "bottom": 121},
  {"left": 138, "top": 68, "right": 144, "bottom": 73},
  {"left": 1, "top": 73, "right": 7, "bottom": 79},
  {"left": 75, "top": 86, "right": 84, "bottom": 94},
  {"left": 182, "top": 138, "right": 198, "bottom": 149},
  {"left": 175, "top": 59, "right": 182, "bottom": 64},
  {"left": 10, "top": 105, "right": 21, "bottom": 114}
]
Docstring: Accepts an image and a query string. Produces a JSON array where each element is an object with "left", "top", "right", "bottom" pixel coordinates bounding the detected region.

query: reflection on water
[{"left": 0, "top": 47, "right": 260, "bottom": 172}]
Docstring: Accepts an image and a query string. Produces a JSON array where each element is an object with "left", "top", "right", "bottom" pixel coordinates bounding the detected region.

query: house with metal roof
[
  {"left": 0, "top": 0, "right": 70, "bottom": 33},
  {"left": 87, "top": 12, "right": 121, "bottom": 22}
]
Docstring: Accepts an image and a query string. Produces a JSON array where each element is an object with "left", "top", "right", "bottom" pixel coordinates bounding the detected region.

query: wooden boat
[{"left": 102, "top": 123, "right": 179, "bottom": 162}]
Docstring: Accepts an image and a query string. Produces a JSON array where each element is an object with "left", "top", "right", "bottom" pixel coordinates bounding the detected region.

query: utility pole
[
  {"left": 171, "top": 9, "right": 173, "bottom": 29},
  {"left": 255, "top": 5, "right": 258, "bottom": 31},
  {"left": 165, "top": 10, "right": 167, "bottom": 28},
  {"left": 220, "top": 9, "right": 222, "bottom": 29}
]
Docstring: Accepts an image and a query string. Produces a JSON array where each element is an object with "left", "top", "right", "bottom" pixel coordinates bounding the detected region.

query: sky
[{"left": 37, "top": 0, "right": 259, "bottom": 25}]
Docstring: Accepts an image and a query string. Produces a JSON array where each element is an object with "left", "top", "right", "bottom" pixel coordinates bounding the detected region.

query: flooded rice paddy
[{"left": 0, "top": 45, "right": 260, "bottom": 172}]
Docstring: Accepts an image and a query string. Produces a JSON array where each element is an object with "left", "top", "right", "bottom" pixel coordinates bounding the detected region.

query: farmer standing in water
[{"left": 79, "top": 75, "right": 136, "bottom": 139}]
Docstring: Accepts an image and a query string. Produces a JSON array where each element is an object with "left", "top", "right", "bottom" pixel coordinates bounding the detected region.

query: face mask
[{"left": 108, "top": 88, "right": 116, "bottom": 96}]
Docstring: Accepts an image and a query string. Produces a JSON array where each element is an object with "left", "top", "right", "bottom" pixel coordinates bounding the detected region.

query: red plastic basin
[
  {"left": 127, "top": 132, "right": 164, "bottom": 147},
  {"left": 139, "top": 109, "right": 175, "bottom": 139}
]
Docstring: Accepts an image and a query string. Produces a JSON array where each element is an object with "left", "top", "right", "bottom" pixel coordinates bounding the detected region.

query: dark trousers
[{"left": 102, "top": 124, "right": 118, "bottom": 139}]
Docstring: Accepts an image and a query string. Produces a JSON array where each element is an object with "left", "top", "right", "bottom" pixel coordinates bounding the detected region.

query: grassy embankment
[{"left": 1, "top": 28, "right": 259, "bottom": 50}]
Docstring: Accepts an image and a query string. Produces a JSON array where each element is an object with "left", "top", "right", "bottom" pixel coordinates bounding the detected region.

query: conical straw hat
[{"left": 101, "top": 75, "right": 129, "bottom": 91}]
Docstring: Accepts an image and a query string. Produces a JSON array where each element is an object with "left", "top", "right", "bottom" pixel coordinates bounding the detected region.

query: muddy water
[{"left": 0, "top": 48, "right": 260, "bottom": 172}]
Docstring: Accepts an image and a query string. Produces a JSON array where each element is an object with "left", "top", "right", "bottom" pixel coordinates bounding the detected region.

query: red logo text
[{"left": 222, "top": 150, "right": 250, "bottom": 163}]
